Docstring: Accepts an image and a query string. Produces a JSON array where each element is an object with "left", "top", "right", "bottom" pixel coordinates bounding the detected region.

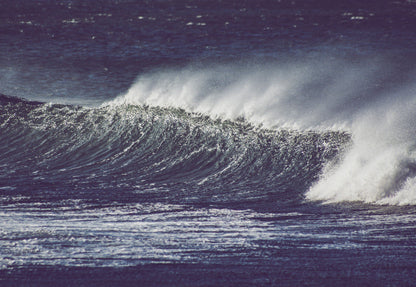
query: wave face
[{"left": 0, "top": 93, "right": 348, "bottom": 209}]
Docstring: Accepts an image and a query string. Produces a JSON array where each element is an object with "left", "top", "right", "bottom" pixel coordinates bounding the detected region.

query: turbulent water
[{"left": 1, "top": 0, "right": 416, "bottom": 286}]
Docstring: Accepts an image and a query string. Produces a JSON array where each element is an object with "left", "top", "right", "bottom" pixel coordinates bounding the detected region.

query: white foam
[{"left": 307, "top": 88, "right": 416, "bottom": 205}]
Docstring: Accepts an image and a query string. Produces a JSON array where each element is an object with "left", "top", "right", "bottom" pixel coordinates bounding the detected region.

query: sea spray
[{"left": 307, "top": 88, "right": 416, "bottom": 204}]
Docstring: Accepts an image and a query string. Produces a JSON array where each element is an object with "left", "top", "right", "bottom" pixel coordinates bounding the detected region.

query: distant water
[{"left": 1, "top": 0, "right": 416, "bottom": 286}]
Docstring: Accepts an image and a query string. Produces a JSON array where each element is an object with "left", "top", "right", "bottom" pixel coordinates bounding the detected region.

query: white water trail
[{"left": 108, "top": 57, "right": 416, "bottom": 205}]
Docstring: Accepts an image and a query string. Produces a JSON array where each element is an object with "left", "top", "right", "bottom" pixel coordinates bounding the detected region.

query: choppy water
[{"left": 1, "top": 0, "right": 416, "bottom": 285}]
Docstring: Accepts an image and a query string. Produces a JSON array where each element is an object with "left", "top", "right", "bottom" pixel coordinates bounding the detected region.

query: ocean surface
[{"left": 1, "top": 0, "right": 416, "bottom": 286}]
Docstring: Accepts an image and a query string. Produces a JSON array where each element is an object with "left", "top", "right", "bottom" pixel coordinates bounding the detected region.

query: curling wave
[
  {"left": 1, "top": 56, "right": 416, "bottom": 206},
  {"left": 0, "top": 93, "right": 347, "bottom": 207}
]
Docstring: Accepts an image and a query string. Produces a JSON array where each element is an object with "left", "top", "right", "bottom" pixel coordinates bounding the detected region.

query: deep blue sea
[{"left": 1, "top": 0, "right": 416, "bottom": 286}]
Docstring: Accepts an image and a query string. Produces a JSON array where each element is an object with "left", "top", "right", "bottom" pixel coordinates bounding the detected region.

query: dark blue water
[{"left": 1, "top": 0, "right": 416, "bottom": 285}]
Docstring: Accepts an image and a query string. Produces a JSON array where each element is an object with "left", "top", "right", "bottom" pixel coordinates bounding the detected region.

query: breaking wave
[
  {"left": 0, "top": 93, "right": 346, "bottom": 207},
  {"left": 1, "top": 56, "right": 416, "bottom": 205}
]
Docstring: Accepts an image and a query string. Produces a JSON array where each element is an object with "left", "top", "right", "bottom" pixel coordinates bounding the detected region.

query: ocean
[{"left": 1, "top": 0, "right": 416, "bottom": 286}]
